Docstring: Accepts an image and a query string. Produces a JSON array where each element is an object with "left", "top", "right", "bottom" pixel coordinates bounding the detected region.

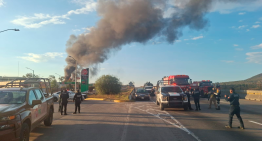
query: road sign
[{"left": 81, "top": 68, "right": 89, "bottom": 92}]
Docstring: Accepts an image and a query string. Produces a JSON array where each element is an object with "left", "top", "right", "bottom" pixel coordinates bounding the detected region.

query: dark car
[{"left": 132, "top": 89, "right": 150, "bottom": 100}]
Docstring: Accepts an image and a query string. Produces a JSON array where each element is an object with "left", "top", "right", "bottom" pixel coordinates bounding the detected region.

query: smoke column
[{"left": 65, "top": 0, "right": 254, "bottom": 80}]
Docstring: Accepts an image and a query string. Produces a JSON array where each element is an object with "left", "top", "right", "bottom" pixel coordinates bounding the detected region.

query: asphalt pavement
[{"left": 29, "top": 97, "right": 262, "bottom": 141}]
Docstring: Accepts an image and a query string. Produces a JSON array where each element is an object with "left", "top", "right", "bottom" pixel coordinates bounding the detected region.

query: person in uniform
[
  {"left": 60, "top": 89, "right": 69, "bottom": 115},
  {"left": 214, "top": 86, "right": 221, "bottom": 110},
  {"left": 185, "top": 88, "right": 193, "bottom": 110},
  {"left": 192, "top": 88, "right": 201, "bottom": 111},
  {"left": 58, "top": 89, "right": 63, "bottom": 112},
  {"left": 73, "top": 89, "right": 83, "bottom": 114},
  {"left": 150, "top": 88, "right": 155, "bottom": 96},
  {"left": 225, "top": 88, "right": 245, "bottom": 129},
  {"left": 208, "top": 88, "right": 218, "bottom": 109}
]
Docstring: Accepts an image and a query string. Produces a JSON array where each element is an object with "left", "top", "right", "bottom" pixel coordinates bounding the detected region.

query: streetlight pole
[
  {"left": 26, "top": 67, "right": 34, "bottom": 78},
  {"left": 0, "top": 29, "right": 20, "bottom": 33},
  {"left": 69, "top": 56, "right": 77, "bottom": 92}
]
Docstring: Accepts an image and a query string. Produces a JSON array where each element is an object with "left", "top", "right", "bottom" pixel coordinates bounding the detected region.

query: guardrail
[
  {"left": 221, "top": 89, "right": 262, "bottom": 101},
  {"left": 128, "top": 88, "right": 135, "bottom": 100}
]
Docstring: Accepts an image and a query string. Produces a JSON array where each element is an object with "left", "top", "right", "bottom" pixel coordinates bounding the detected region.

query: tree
[
  {"left": 48, "top": 75, "right": 56, "bottom": 81},
  {"left": 22, "top": 73, "right": 39, "bottom": 78},
  {"left": 128, "top": 81, "right": 134, "bottom": 86},
  {"left": 58, "top": 76, "right": 65, "bottom": 82},
  {"left": 50, "top": 79, "right": 58, "bottom": 89},
  {"left": 144, "top": 81, "right": 153, "bottom": 87},
  {"left": 95, "top": 75, "right": 122, "bottom": 95}
]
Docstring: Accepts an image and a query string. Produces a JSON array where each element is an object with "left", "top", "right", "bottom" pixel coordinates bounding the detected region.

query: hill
[{"left": 220, "top": 73, "right": 262, "bottom": 85}]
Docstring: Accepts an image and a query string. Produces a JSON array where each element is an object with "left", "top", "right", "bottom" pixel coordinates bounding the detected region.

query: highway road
[{"left": 29, "top": 97, "right": 262, "bottom": 141}]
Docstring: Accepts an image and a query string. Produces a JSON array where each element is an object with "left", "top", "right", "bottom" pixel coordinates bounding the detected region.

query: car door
[
  {"left": 28, "top": 90, "right": 39, "bottom": 124},
  {"left": 34, "top": 89, "right": 48, "bottom": 122}
]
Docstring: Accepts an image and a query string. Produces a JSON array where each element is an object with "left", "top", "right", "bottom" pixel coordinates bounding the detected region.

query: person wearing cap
[
  {"left": 208, "top": 88, "right": 218, "bottom": 109},
  {"left": 73, "top": 89, "right": 83, "bottom": 114},
  {"left": 192, "top": 88, "right": 201, "bottom": 111},
  {"left": 214, "top": 86, "right": 221, "bottom": 110},
  {"left": 185, "top": 88, "right": 193, "bottom": 110},
  {"left": 225, "top": 88, "right": 245, "bottom": 129},
  {"left": 60, "top": 89, "right": 69, "bottom": 115}
]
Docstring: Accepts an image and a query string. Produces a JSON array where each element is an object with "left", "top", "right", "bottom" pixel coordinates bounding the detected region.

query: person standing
[
  {"left": 60, "top": 89, "right": 69, "bottom": 115},
  {"left": 225, "top": 88, "right": 245, "bottom": 129},
  {"left": 192, "top": 88, "right": 201, "bottom": 111},
  {"left": 214, "top": 86, "right": 221, "bottom": 110},
  {"left": 58, "top": 89, "right": 63, "bottom": 112},
  {"left": 208, "top": 88, "right": 218, "bottom": 109},
  {"left": 150, "top": 88, "right": 155, "bottom": 96},
  {"left": 73, "top": 89, "right": 83, "bottom": 114},
  {"left": 185, "top": 88, "right": 193, "bottom": 110}
]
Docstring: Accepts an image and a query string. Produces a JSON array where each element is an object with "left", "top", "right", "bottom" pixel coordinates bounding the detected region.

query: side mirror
[{"left": 32, "top": 100, "right": 42, "bottom": 107}]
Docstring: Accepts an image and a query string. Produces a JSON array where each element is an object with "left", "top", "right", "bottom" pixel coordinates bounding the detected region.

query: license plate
[{"left": 141, "top": 97, "right": 144, "bottom": 99}]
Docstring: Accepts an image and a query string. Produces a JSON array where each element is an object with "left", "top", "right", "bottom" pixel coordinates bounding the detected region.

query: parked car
[{"left": 132, "top": 88, "right": 150, "bottom": 100}]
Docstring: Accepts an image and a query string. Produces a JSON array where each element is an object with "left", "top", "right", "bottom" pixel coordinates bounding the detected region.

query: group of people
[
  {"left": 58, "top": 89, "right": 83, "bottom": 115},
  {"left": 185, "top": 87, "right": 244, "bottom": 129},
  {"left": 185, "top": 86, "right": 221, "bottom": 111}
]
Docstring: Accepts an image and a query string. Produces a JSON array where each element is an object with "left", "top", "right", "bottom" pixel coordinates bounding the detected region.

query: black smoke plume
[{"left": 64, "top": 0, "right": 253, "bottom": 80}]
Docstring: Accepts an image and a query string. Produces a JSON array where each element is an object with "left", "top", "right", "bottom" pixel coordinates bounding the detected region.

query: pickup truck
[
  {"left": 0, "top": 80, "right": 54, "bottom": 141},
  {"left": 156, "top": 80, "right": 188, "bottom": 111}
]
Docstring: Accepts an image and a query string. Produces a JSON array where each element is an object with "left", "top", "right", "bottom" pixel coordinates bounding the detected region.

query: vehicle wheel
[
  {"left": 184, "top": 106, "right": 188, "bottom": 111},
  {"left": 160, "top": 103, "right": 165, "bottom": 111},
  {"left": 44, "top": 108, "right": 53, "bottom": 126},
  {"left": 54, "top": 97, "right": 58, "bottom": 102},
  {"left": 20, "top": 123, "right": 30, "bottom": 141}
]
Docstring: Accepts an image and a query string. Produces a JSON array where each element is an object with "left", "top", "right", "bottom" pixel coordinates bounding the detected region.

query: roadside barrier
[{"left": 221, "top": 89, "right": 262, "bottom": 101}]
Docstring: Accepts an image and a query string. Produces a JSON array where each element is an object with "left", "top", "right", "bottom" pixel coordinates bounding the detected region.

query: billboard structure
[{"left": 81, "top": 68, "right": 89, "bottom": 92}]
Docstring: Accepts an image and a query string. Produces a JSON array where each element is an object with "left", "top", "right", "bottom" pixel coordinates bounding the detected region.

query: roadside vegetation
[{"left": 88, "top": 75, "right": 134, "bottom": 100}]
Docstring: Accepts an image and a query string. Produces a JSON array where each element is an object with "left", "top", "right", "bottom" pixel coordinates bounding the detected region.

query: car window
[
  {"left": 35, "top": 89, "right": 44, "bottom": 101},
  {"left": 28, "top": 90, "right": 37, "bottom": 105}
]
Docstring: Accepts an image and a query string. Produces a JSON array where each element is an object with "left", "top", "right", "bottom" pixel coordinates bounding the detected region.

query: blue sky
[{"left": 0, "top": 0, "right": 262, "bottom": 86}]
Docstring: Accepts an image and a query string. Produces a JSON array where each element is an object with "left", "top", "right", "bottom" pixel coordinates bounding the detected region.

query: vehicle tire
[
  {"left": 160, "top": 103, "right": 165, "bottom": 111},
  {"left": 44, "top": 108, "right": 53, "bottom": 126},
  {"left": 54, "top": 97, "right": 58, "bottom": 102},
  {"left": 20, "top": 123, "right": 30, "bottom": 141},
  {"left": 184, "top": 106, "right": 188, "bottom": 111}
]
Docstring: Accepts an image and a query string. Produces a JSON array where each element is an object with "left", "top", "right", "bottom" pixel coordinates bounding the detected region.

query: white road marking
[
  {"left": 249, "top": 120, "right": 262, "bottom": 126},
  {"left": 121, "top": 104, "right": 131, "bottom": 141},
  {"left": 133, "top": 101, "right": 201, "bottom": 141}
]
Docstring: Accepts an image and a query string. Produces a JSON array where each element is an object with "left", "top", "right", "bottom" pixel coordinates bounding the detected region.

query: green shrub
[{"left": 95, "top": 75, "right": 122, "bottom": 95}]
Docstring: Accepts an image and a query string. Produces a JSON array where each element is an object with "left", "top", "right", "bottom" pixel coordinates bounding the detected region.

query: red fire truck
[
  {"left": 190, "top": 80, "right": 213, "bottom": 97},
  {"left": 163, "top": 75, "right": 192, "bottom": 92}
]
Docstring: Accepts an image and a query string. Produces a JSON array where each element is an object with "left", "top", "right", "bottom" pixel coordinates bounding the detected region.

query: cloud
[
  {"left": 18, "top": 52, "right": 64, "bottom": 62},
  {"left": 238, "top": 25, "right": 247, "bottom": 29},
  {"left": 238, "top": 12, "right": 246, "bottom": 15},
  {"left": 222, "top": 60, "right": 234, "bottom": 63},
  {"left": 252, "top": 25, "right": 260, "bottom": 28},
  {"left": 246, "top": 52, "right": 262, "bottom": 64},
  {"left": 11, "top": 1, "right": 96, "bottom": 28},
  {"left": 251, "top": 43, "right": 262, "bottom": 49},
  {"left": 255, "top": 21, "right": 260, "bottom": 23},
  {"left": 184, "top": 39, "right": 189, "bottom": 41},
  {"left": 0, "top": 0, "right": 4, "bottom": 7},
  {"left": 239, "top": 20, "right": 243, "bottom": 22},
  {"left": 192, "top": 36, "right": 203, "bottom": 40},
  {"left": 234, "top": 44, "right": 239, "bottom": 47},
  {"left": 235, "top": 48, "right": 243, "bottom": 51},
  {"left": 246, "top": 29, "right": 250, "bottom": 32},
  {"left": 211, "top": 0, "right": 262, "bottom": 14}
]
